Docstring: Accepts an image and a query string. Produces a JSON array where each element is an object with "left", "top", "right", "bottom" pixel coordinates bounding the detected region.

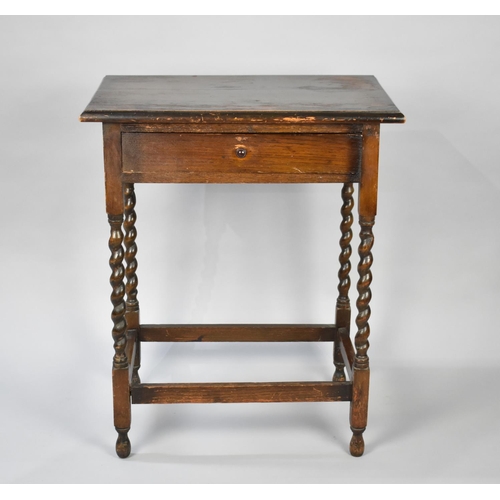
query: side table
[{"left": 80, "top": 75, "right": 404, "bottom": 457}]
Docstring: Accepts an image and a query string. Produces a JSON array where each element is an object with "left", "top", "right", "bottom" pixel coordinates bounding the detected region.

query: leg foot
[
  {"left": 349, "top": 428, "right": 365, "bottom": 457},
  {"left": 116, "top": 428, "right": 131, "bottom": 458}
]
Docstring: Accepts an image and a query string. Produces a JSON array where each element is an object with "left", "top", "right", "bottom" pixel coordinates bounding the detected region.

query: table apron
[{"left": 121, "top": 132, "right": 362, "bottom": 184}]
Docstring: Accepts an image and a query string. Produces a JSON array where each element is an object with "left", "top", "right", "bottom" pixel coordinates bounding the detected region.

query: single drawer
[{"left": 122, "top": 133, "right": 361, "bottom": 183}]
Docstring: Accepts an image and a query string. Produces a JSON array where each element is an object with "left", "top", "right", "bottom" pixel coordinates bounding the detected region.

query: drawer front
[{"left": 122, "top": 133, "right": 361, "bottom": 183}]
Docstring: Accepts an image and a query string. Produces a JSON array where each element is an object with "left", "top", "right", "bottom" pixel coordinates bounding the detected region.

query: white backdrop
[{"left": 1, "top": 16, "right": 499, "bottom": 483}]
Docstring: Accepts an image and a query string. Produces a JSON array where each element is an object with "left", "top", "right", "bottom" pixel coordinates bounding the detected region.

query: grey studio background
[{"left": 1, "top": 16, "right": 499, "bottom": 483}]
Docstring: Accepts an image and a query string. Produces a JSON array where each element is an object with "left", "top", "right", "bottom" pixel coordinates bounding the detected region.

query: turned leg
[
  {"left": 109, "top": 214, "right": 131, "bottom": 458},
  {"left": 349, "top": 123, "right": 379, "bottom": 457},
  {"left": 349, "top": 218, "right": 374, "bottom": 457},
  {"left": 124, "top": 183, "right": 141, "bottom": 385},
  {"left": 333, "top": 182, "right": 354, "bottom": 382}
]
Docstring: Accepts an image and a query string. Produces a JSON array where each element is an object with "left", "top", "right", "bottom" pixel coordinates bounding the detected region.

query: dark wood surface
[
  {"left": 139, "top": 324, "right": 337, "bottom": 342},
  {"left": 132, "top": 381, "right": 353, "bottom": 404},
  {"left": 103, "top": 124, "right": 124, "bottom": 215},
  {"left": 82, "top": 75, "right": 404, "bottom": 458},
  {"left": 80, "top": 75, "right": 404, "bottom": 123},
  {"left": 122, "top": 132, "right": 361, "bottom": 183},
  {"left": 121, "top": 123, "right": 363, "bottom": 134}
]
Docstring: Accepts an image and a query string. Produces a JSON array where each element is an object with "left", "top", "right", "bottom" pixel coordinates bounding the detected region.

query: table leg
[
  {"left": 350, "top": 217, "right": 374, "bottom": 456},
  {"left": 124, "top": 183, "right": 141, "bottom": 385},
  {"left": 349, "top": 123, "right": 379, "bottom": 457},
  {"left": 109, "top": 214, "right": 131, "bottom": 458},
  {"left": 334, "top": 182, "right": 354, "bottom": 382}
]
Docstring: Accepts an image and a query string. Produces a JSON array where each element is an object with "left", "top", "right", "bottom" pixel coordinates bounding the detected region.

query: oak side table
[{"left": 80, "top": 75, "right": 404, "bottom": 458}]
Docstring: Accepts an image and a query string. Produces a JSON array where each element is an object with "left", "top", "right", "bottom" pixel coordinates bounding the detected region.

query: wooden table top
[{"left": 80, "top": 75, "right": 404, "bottom": 124}]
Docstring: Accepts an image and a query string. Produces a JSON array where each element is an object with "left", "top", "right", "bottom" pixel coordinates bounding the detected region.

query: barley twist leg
[
  {"left": 109, "top": 214, "right": 131, "bottom": 458},
  {"left": 349, "top": 217, "right": 374, "bottom": 457},
  {"left": 124, "top": 184, "right": 141, "bottom": 385},
  {"left": 333, "top": 183, "right": 354, "bottom": 382}
]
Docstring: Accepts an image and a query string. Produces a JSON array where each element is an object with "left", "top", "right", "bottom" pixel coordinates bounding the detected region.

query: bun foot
[
  {"left": 116, "top": 429, "right": 131, "bottom": 458},
  {"left": 332, "top": 369, "right": 346, "bottom": 382},
  {"left": 349, "top": 430, "right": 365, "bottom": 457}
]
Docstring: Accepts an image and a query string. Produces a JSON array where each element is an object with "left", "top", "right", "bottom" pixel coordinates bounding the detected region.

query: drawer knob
[{"left": 235, "top": 147, "right": 247, "bottom": 158}]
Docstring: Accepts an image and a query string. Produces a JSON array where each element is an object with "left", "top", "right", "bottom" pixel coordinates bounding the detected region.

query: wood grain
[
  {"left": 132, "top": 381, "right": 353, "bottom": 404},
  {"left": 80, "top": 75, "right": 405, "bottom": 124},
  {"left": 112, "top": 367, "right": 131, "bottom": 459},
  {"left": 358, "top": 124, "right": 380, "bottom": 218},
  {"left": 139, "top": 324, "right": 337, "bottom": 342},
  {"left": 122, "top": 132, "right": 361, "bottom": 184},
  {"left": 103, "top": 124, "right": 124, "bottom": 215},
  {"left": 121, "top": 123, "right": 363, "bottom": 134},
  {"left": 82, "top": 74, "right": 405, "bottom": 458},
  {"left": 122, "top": 171, "right": 358, "bottom": 184}
]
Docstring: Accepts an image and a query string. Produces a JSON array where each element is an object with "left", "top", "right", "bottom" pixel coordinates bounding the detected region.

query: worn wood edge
[
  {"left": 139, "top": 324, "right": 337, "bottom": 342},
  {"left": 80, "top": 111, "right": 405, "bottom": 124},
  {"left": 339, "top": 328, "right": 354, "bottom": 380},
  {"left": 120, "top": 123, "right": 364, "bottom": 134},
  {"left": 131, "top": 381, "right": 353, "bottom": 404},
  {"left": 122, "top": 172, "right": 360, "bottom": 184}
]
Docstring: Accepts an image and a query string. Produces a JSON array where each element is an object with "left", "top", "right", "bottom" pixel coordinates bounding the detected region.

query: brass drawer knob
[{"left": 235, "top": 147, "right": 247, "bottom": 158}]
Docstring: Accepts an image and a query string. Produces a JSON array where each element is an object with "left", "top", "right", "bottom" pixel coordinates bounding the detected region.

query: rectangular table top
[{"left": 80, "top": 75, "right": 404, "bottom": 124}]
